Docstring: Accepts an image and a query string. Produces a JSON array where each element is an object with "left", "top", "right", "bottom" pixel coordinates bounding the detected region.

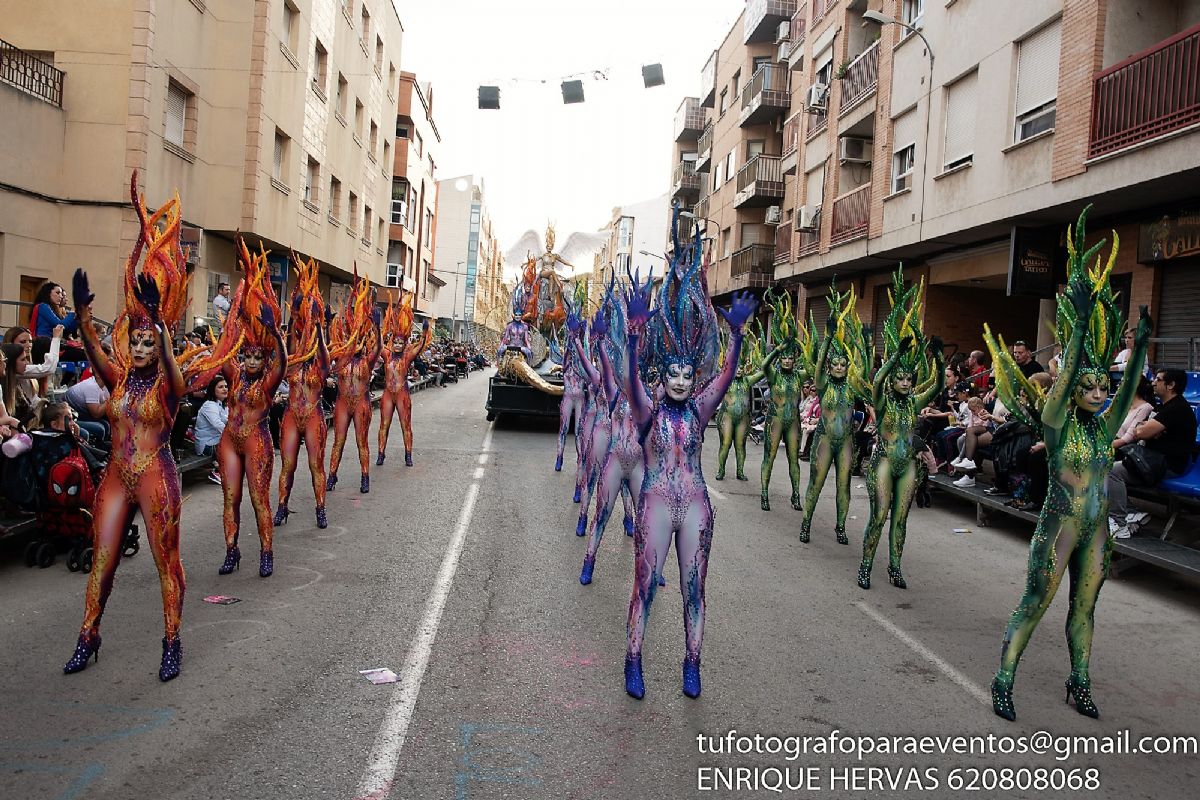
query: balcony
[
  {"left": 700, "top": 49, "right": 717, "bottom": 108},
  {"left": 674, "top": 96, "right": 705, "bottom": 142},
  {"left": 739, "top": 63, "right": 791, "bottom": 126},
  {"left": 744, "top": 0, "right": 798, "bottom": 44},
  {"left": 807, "top": 106, "right": 828, "bottom": 138},
  {"left": 781, "top": 112, "right": 802, "bottom": 174},
  {"left": 812, "top": 0, "right": 833, "bottom": 24},
  {"left": 788, "top": 5, "right": 808, "bottom": 57},
  {"left": 671, "top": 159, "right": 701, "bottom": 201},
  {"left": 730, "top": 244, "right": 776, "bottom": 289},
  {"left": 796, "top": 227, "right": 821, "bottom": 257},
  {"left": 696, "top": 120, "right": 714, "bottom": 172},
  {"left": 838, "top": 39, "right": 879, "bottom": 115},
  {"left": 774, "top": 224, "right": 792, "bottom": 264},
  {"left": 734, "top": 154, "right": 785, "bottom": 207},
  {"left": 0, "top": 38, "right": 65, "bottom": 106},
  {"left": 694, "top": 193, "right": 710, "bottom": 223},
  {"left": 1089, "top": 22, "right": 1200, "bottom": 159},
  {"left": 830, "top": 183, "right": 870, "bottom": 245}
]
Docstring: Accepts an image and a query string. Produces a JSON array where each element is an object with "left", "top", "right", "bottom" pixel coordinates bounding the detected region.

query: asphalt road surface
[{"left": 2, "top": 371, "right": 1198, "bottom": 800}]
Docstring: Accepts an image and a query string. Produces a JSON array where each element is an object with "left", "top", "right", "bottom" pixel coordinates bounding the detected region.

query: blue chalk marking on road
[
  {"left": 454, "top": 722, "right": 546, "bottom": 799},
  {"left": 0, "top": 702, "right": 174, "bottom": 751},
  {"left": 0, "top": 760, "right": 105, "bottom": 800}
]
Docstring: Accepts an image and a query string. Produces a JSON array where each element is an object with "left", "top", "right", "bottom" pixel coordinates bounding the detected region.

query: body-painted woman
[
  {"left": 800, "top": 284, "right": 869, "bottom": 545},
  {"left": 988, "top": 210, "right": 1151, "bottom": 721},
  {"left": 714, "top": 325, "right": 761, "bottom": 482},
  {"left": 275, "top": 255, "right": 332, "bottom": 528},
  {"left": 327, "top": 278, "right": 382, "bottom": 493},
  {"left": 377, "top": 292, "right": 432, "bottom": 467},
  {"left": 211, "top": 241, "right": 286, "bottom": 577},
  {"left": 759, "top": 292, "right": 808, "bottom": 512},
  {"left": 858, "top": 271, "right": 945, "bottom": 590},
  {"left": 64, "top": 175, "right": 236, "bottom": 681},
  {"left": 555, "top": 286, "right": 589, "bottom": 473},
  {"left": 622, "top": 214, "right": 758, "bottom": 700},
  {"left": 572, "top": 319, "right": 622, "bottom": 537}
]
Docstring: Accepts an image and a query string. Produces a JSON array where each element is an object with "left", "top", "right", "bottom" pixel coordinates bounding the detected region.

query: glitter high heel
[
  {"left": 579, "top": 554, "right": 595, "bottom": 585},
  {"left": 1065, "top": 674, "right": 1099, "bottom": 718},
  {"left": 376, "top": 452, "right": 385, "bottom": 466},
  {"left": 857, "top": 560, "right": 872, "bottom": 590},
  {"left": 575, "top": 515, "right": 587, "bottom": 537},
  {"left": 63, "top": 631, "right": 101, "bottom": 674},
  {"left": 887, "top": 564, "right": 907, "bottom": 589},
  {"left": 682, "top": 655, "right": 702, "bottom": 699},
  {"left": 273, "top": 504, "right": 290, "bottom": 526},
  {"left": 158, "top": 636, "right": 182, "bottom": 682},
  {"left": 624, "top": 654, "right": 645, "bottom": 700},
  {"left": 554, "top": 454, "right": 563, "bottom": 471},
  {"left": 790, "top": 492, "right": 803, "bottom": 511},
  {"left": 623, "top": 515, "right": 634, "bottom": 537},
  {"left": 799, "top": 519, "right": 811, "bottom": 543},
  {"left": 218, "top": 546, "right": 241, "bottom": 575},
  {"left": 259, "top": 550, "right": 273, "bottom": 578},
  {"left": 760, "top": 491, "right": 770, "bottom": 511},
  {"left": 835, "top": 525, "right": 849, "bottom": 545},
  {"left": 326, "top": 474, "right": 338, "bottom": 491},
  {"left": 572, "top": 485, "right": 581, "bottom": 503},
  {"left": 360, "top": 474, "right": 370, "bottom": 493},
  {"left": 404, "top": 452, "right": 413, "bottom": 467},
  {"left": 992, "top": 675, "right": 1016, "bottom": 721},
  {"left": 315, "top": 505, "right": 328, "bottom": 529}
]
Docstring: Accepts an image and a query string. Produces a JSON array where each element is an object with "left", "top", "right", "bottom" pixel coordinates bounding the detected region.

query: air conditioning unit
[
  {"left": 777, "top": 41, "right": 790, "bottom": 62},
  {"left": 797, "top": 205, "right": 820, "bottom": 230},
  {"left": 775, "top": 21, "right": 790, "bottom": 43},
  {"left": 805, "top": 83, "right": 828, "bottom": 113},
  {"left": 839, "top": 137, "right": 873, "bottom": 165},
  {"left": 765, "top": 205, "right": 783, "bottom": 224}
]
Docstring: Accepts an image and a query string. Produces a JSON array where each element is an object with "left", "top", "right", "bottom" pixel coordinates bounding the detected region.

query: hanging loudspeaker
[
  {"left": 642, "top": 64, "right": 664, "bottom": 88},
  {"left": 561, "top": 80, "right": 585, "bottom": 104},
  {"left": 478, "top": 86, "right": 500, "bottom": 109}
]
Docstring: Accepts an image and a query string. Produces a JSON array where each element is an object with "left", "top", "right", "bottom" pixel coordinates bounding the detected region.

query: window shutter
[
  {"left": 805, "top": 166, "right": 824, "bottom": 207},
  {"left": 892, "top": 110, "right": 919, "bottom": 154},
  {"left": 273, "top": 135, "right": 284, "bottom": 178},
  {"left": 1015, "top": 20, "right": 1060, "bottom": 116},
  {"left": 165, "top": 82, "right": 186, "bottom": 147},
  {"left": 943, "top": 70, "right": 978, "bottom": 166}
]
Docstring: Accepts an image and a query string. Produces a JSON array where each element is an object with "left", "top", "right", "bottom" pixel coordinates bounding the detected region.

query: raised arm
[
  {"left": 914, "top": 337, "right": 946, "bottom": 408},
  {"left": 71, "top": 269, "right": 117, "bottom": 391},
  {"left": 1041, "top": 281, "right": 1094, "bottom": 435},
  {"left": 133, "top": 273, "right": 185, "bottom": 396},
  {"left": 696, "top": 292, "right": 759, "bottom": 425},
  {"left": 747, "top": 345, "right": 781, "bottom": 385},
  {"left": 812, "top": 317, "right": 835, "bottom": 391},
  {"left": 406, "top": 320, "right": 433, "bottom": 362},
  {"left": 872, "top": 338, "right": 908, "bottom": 412},
  {"left": 622, "top": 279, "right": 658, "bottom": 429},
  {"left": 367, "top": 308, "right": 383, "bottom": 367},
  {"left": 597, "top": 337, "right": 621, "bottom": 407},
  {"left": 314, "top": 306, "right": 331, "bottom": 378},
  {"left": 1103, "top": 306, "right": 1152, "bottom": 430},
  {"left": 261, "top": 306, "right": 287, "bottom": 394}
]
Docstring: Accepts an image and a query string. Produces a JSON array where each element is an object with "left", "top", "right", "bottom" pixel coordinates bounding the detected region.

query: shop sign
[
  {"left": 267, "top": 253, "right": 289, "bottom": 284},
  {"left": 1008, "top": 227, "right": 1064, "bottom": 298},
  {"left": 1139, "top": 210, "right": 1200, "bottom": 262}
]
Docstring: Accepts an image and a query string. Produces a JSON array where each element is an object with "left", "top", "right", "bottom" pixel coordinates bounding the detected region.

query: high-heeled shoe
[
  {"left": 326, "top": 474, "right": 338, "bottom": 491},
  {"left": 218, "top": 546, "right": 241, "bottom": 575},
  {"left": 63, "top": 631, "right": 101, "bottom": 674},
  {"left": 259, "top": 550, "right": 273, "bottom": 578},
  {"left": 887, "top": 564, "right": 907, "bottom": 589},
  {"left": 376, "top": 452, "right": 386, "bottom": 466},
  {"left": 857, "top": 560, "right": 872, "bottom": 590},
  {"left": 404, "top": 452, "right": 413, "bottom": 467},
  {"left": 835, "top": 526, "right": 849, "bottom": 546},
  {"left": 554, "top": 454, "right": 563, "bottom": 472},
  {"left": 799, "top": 520, "right": 811, "bottom": 543},
  {"left": 572, "top": 486, "right": 581, "bottom": 503},
  {"left": 624, "top": 654, "right": 645, "bottom": 700},
  {"left": 159, "top": 636, "right": 182, "bottom": 682},
  {"left": 579, "top": 555, "right": 595, "bottom": 585},
  {"left": 791, "top": 492, "right": 803, "bottom": 511},
  {"left": 315, "top": 505, "right": 328, "bottom": 529},
  {"left": 273, "top": 504, "right": 290, "bottom": 526},
  {"left": 623, "top": 516, "right": 634, "bottom": 537},
  {"left": 991, "top": 675, "right": 1016, "bottom": 721},
  {"left": 761, "top": 492, "right": 770, "bottom": 511},
  {"left": 682, "top": 655, "right": 702, "bottom": 698},
  {"left": 736, "top": 470, "right": 748, "bottom": 481},
  {"left": 714, "top": 466, "right": 725, "bottom": 481},
  {"left": 575, "top": 515, "right": 587, "bottom": 536},
  {"left": 1065, "top": 674, "right": 1099, "bottom": 718},
  {"left": 360, "top": 474, "right": 370, "bottom": 493}
]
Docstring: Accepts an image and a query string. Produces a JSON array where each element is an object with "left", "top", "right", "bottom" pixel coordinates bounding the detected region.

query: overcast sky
[{"left": 392, "top": 0, "right": 742, "bottom": 252}]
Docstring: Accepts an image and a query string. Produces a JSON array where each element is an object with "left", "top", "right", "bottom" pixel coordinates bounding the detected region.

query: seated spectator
[
  {"left": 6, "top": 324, "right": 65, "bottom": 391},
  {"left": 1, "top": 343, "right": 39, "bottom": 429},
  {"left": 29, "top": 281, "right": 78, "bottom": 338},
  {"left": 1107, "top": 369, "right": 1198, "bottom": 537},
  {"left": 0, "top": 350, "right": 23, "bottom": 445},
  {"left": 1011, "top": 340, "right": 1044, "bottom": 378},
  {"left": 966, "top": 350, "right": 991, "bottom": 392},
  {"left": 932, "top": 381, "right": 972, "bottom": 469},
  {"left": 950, "top": 396, "right": 997, "bottom": 486},
  {"left": 194, "top": 376, "right": 229, "bottom": 485},
  {"left": 65, "top": 374, "right": 111, "bottom": 445},
  {"left": 454, "top": 348, "right": 469, "bottom": 378},
  {"left": 1111, "top": 376, "right": 1154, "bottom": 449}
]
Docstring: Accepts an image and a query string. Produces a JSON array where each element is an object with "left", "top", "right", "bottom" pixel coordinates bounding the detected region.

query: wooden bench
[
  {"left": 928, "top": 473, "right": 1039, "bottom": 527},
  {"left": 0, "top": 515, "right": 39, "bottom": 545}
]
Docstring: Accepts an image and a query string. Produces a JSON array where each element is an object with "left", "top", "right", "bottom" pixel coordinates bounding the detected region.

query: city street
[{"left": 1, "top": 372, "right": 1198, "bottom": 800}]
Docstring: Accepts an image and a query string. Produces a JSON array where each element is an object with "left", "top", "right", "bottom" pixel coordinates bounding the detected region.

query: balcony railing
[
  {"left": 839, "top": 39, "right": 879, "bottom": 114},
  {"left": 740, "top": 63, "right": 791, "bottom": 126},
  {"left": 788, "top": 6, "right": 808, "bottom": 55},
  {"left": 0, "top": 39, "right": 65, "bottom": 107},
  {"left": 782, "top": 112, "right": 803, "bottom": 159},
  {"left": 694, "top": 193, "right": 710, "bottom": 223},
  {"left": 734, "top": 154, "right": 785, "bottom": 207},
  {"left": 696, "top": 120, "right": 714, "bottom": 171},
  {"left": 731, "top": 244, "right": 776, "bottom": 288},
  {"left": 671, "top": 160, "right": 701, "bottom": 198},
  {"left": 745, "top": 0, "right": 799, "bottom": 44},
  {"left": 774, "top": 224, "right": 793, "bottom": 264},
  {"left": 674, "top": 96, "right": 705, "bottom": 141},
  {"left": 1089, "top": 22, "right": 1200, "bottom": 159},
  {"left": 812, "top": 0, "right": 833, "bottom": 24},
  {"left": 831, "top": 183, "right": 870, "bottom": 244},
  {"left": 700, "top": 49, "right": 717, "bottom": 107},
  {"left": 796, "top": 228, "right": 821, "bottom": 257},
  {"left": 807, "top": 106, "right": 827, "bottom": 138}
]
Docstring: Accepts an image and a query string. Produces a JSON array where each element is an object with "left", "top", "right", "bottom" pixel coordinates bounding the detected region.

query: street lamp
[{"left": 863, "top": 10, "right": 936, "bottom": 242}]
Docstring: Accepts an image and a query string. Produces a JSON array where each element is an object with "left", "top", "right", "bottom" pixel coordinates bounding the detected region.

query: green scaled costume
[
  {"left": 758, "top": 291, "right": 809, "bottom": 512},
  {"left": 988, "top": 208, "right": 1152, "bottom": 722},
  {"left": 800, "top": 282, "right": 870, "bottom": 545},
  {"left": 715, "top": 323, "right": 762, "bottom": 482},
  {"left": 858, "top": 269, "right": 945, "bottom": 590}
]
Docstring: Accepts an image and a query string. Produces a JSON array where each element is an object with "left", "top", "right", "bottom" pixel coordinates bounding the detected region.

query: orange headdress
[
  {"left": 328, "top": 268, "right": 374, "bottom": 362},
  {"left": 232, "top": 237, "right": 282, "bottom": 354},
  {"left": 286, "top": 252, "right": 323, "bottom": 368}
]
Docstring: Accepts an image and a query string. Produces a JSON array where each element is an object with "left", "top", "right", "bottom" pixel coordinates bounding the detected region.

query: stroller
[{"left": 4, "top": 430, "right": 140, "bottom": 571}]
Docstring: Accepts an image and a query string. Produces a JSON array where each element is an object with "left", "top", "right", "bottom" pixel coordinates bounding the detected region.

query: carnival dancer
[
  {"left": 555, "top": 284, "right": 589, "bottom": 472},
  {"left": 622, "top": 217, "right": 758, "bottom": 700},
  {"left": 275, "top": 254, "right": 332, "bottom": 528},
  {"left": 64, "top": 173, "right": 237, "bottom": 680},
  {"left": 572, "top": 316, "right": 621, "bottom": 537},
  {"left": 758, "top": 292, "right": 808, "bottom": 512},
  {"left": 858, "top": 269, "right": 945, "bottom": 590},
  {"left": 800, "top": 283, "right": 870, "bottom": 544},
  {"left": 377, "top": 292, "right": 432, "bottom": 467},
  {"left": 988, "top": 209, "right": 1151, "bottom": 722},
  {"left": 327, "top": 277, "right": 382, "bottom": 494},
  {"left": 713, "top": 325, "right": 760, "bottom": 482}
]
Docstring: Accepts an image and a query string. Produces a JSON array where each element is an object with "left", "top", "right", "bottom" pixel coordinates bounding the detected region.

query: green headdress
[
  {"left": 823, "top": 278, "right": 871, "bottom": 393},
  {"left": 881, "top": 266, "right": 925, "bottom": 374},
  {"left": 766, "top": 289, "right": 802, "bottom": 357}
]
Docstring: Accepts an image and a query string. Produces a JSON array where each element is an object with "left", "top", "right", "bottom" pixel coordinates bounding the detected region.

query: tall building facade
[
  {"left": 673, "top": 0, "right": 1200, "bottom": 365},
  {"left": 1, "top": 0, "right": 403, "bottom": 326},
  {"left": 430, "top": 174, "right": 502, "bottom": 340},
  {"left": 386, "top": 71, "right": 439, "bottom": 317},
  {"left": 596, "top": 193, "right": 670, "bottom": 288}
]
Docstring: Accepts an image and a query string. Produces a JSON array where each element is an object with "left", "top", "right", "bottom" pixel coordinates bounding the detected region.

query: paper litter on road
[
  {"left": 953, "top": 528, "right": 972, "bottom": 535},
  {"left": 359, "top": 668, "right": 399, "bottom": 685},
  {"left": 202, "top": 595, "right": 241, "bottom": 605}
]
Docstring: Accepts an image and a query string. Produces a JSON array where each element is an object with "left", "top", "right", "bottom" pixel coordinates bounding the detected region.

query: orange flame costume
[
  {"left": 377, "top": 291, "right": 432, "bottom": 467},
  {"left": 327, "top": 271, "right": 381, "bottom": 493}
]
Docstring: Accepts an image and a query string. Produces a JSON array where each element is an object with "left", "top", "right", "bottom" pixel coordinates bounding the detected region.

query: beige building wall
[{"left": 387, "top": 72, "right": 440, "bottom": 316}]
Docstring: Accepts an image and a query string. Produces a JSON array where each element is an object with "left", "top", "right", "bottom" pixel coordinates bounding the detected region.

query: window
[
  {"left": 336, "top": 73, "right": 348, "bottom": 119},
  {"left": 740, "top": 222, "right": 762, "bottom": 247},
  {"left": 725, "top": 150, "right": 736, "bottom": 183},
  {"left": 413, "top": 130, "right": 423, "bottom": 158},
  {"left": 312, "top": 40, "right": 328, "bottom": 95},
  {"left": 721, "top": 227, "right": 732, "bottom": 259},
  {"left": 165, "top": 80, "right": 188, "bottom": 148},
  {"left": 282, "top": 0, "right": 299, "bottom": 54},
  {"left": 304, "top": 156, "right": 319, "bottom": 205},
  {"left": 391, "top": 179, "right": 408, "bottom": 225},
  {"left": 364, "top": 204, "right": 373, "bottom": 242},
  {"left": 396, "top": 122, "right": 409, "bottom": 139},
  {"left": 375, "top": 36, "right": 384, "bottom": 72},
  {"left": 1014, "top": 20, "right": 1060, "bottom": 142},
  {"left": 901, "top": 0, "right": 924, "bottom": 31},
  {"left": 943, "top": 70, "right": 978, "bottom": 170},
  {"left": 424, "top": 209, "right": 433, "bottom": 242},
  {"left": 713, "top": 158, "right": 724, "bottom": 189},
  {"left": 379, "top": 217, "right": 385, "bottom": 247},
  {"left": 747, "top": 139, "right": 765, "bottom": 160},
  {"left": 354, "top": 98, "right": 364, "bottom": 142},
  {"left": 349, "top": 191, "right": 359, "bottom": 232},
  {"left": 731, "top": 70, "right": 741, "bottom": 98},
  {"left": 805, "top": 165, "right": 824, "bottom": 209},
  {"left": 752, "top": 56, "right": 770, "bottom": 73},
  {"left": 386, "top": 262, "right": 401, "bottom": 288},
  {"left": 369, "top": 120, "right": 378, "bottom": 155},
  {"left": 719, "top": 88, "right": 728, "bottom": 115},
  {"left": 329, "top": 175, "right": 342, "bottom": 221},
  {"left": 428, "top": 156, "right": 435, "bottom": 178},
  {"left": 891, "top": 112, "right": 917, "bottom": 193},
  {"left": 273, "top": 128, "right": 290, "bottom": 184},
  {"left": 382, "top": 140, "right": 391, "bottom": 172},
  {"left": 360, "top": 4, "right": 370, "bottom": 41},
  {"left": 388, "top": 63, "right": 397, "bottom": 94}
]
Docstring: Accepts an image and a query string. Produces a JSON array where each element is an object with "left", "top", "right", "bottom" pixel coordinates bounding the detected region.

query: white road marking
[
  {"left": 473, "top": 466, "right": 485, "bottom": 479},
  {"left": 352, "top": 426, "right": 493, "bottom": 800},
  {"left": 854, "top": 601, "right": 990, "bottom": 706},
  {"left": 477, "top": 452, "right": 489, "bottom": 465}
]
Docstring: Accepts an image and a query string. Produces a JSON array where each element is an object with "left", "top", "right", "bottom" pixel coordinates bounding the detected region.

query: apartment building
[
  {"left": 674, "top": 0, "right": 1200, "bottom": 365},
  {"left": 596, "top": 193, "right": 670, "bottom": 287},
  {"left": 0, "top": 0, "right": 402, "bottom": 325},
  {"left": 385, "top": 71, "right": 439, "bottom": 317},
  {"left": 430, "top": 174, "right": 503, "bottom": 341}
]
